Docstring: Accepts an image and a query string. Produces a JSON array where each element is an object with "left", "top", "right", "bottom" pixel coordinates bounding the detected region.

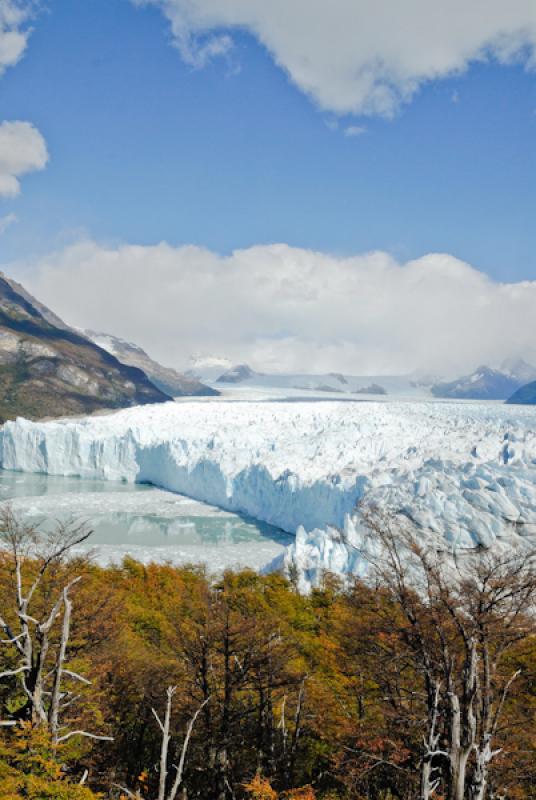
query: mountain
[
  {"left": 216, "top": 364, "right": 259, "bottom": 384},
  {"left": 353, "top": 383, "right": 387, "bottom": 395},
  {"left": 0, "top": 274, "right": 171, "bottom": 422},
  {"left": 500, "top": 357, "right": 536, "bottom": 384},
  {"left": 84, "top": 331, "right": 218, "bottom": 397},
  {"left": 431, "top": 364, "right": 535, "bottom": 401},
  {"left": 185, "top": 355, "right": 234, "bottom": 383},
  {"left": 506, "top": 381, "right": 536, "bottom": 405}
]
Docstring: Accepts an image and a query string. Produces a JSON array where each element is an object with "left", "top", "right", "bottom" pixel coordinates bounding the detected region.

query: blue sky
[
  {"left": 1, "top": 0, "right": 536, "bottom": 375},
  {"left": 0, "top": 0, "right": 535, "bottom": 282}
]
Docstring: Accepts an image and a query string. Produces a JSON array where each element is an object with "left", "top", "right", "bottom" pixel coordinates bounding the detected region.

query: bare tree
[
  {"left": 116, "top": 686, "right": 209, "bottom": 800},
  {"left": 0, "top": 506, "right": 111, "bottom": 745},
  {"left": 363, "top": 510, "right": 536, "bottom": 800}
]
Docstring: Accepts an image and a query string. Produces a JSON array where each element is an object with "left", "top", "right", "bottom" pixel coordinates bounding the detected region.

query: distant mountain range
[
  {"left": 187, "top": 359, "right": 405, "bottom": 396},
  {"left": 0, "top": 273, "right": 170, "bottom": 422},
  {"left": 4, "top": 269, "right": 534, "bottom": 424},
  {"left": 85, "top": 331, "right": 218, "bottom": 397},
  {"left": 186, "top": 356, "right": 536, "bottom": 404},
  {"left": 431, "top": 361, "right": 536, "bottom": 401}
]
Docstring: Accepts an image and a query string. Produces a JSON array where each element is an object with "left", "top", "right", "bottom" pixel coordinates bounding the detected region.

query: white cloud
[
  {"left": 344, "top": 125, "right": 366, "bottom": 137},
  {"left": 132, "top": 0, "right": 536, "bottom": 116},
  {"left": 0, "top": 211, "right": 16, "bottom": 233},
  {"left": 13, "top": 241, "right": 536, "bottom": 377},
  {"left": 0, "top": 0, "right": 32, "bottom": 75},
  {"left": 0, "top": 121, "right": 49, "bottom": 197}
]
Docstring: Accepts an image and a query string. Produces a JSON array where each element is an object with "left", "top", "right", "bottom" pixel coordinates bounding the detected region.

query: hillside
[
  {"left": 85, "top": 330, "right": 218, "bottom": 397},
  {"left": 506, "top": 381, "right": 536, "bottom": 405},
  {"left": 0, "top": 274, "right": 171, "bottom": 422}
]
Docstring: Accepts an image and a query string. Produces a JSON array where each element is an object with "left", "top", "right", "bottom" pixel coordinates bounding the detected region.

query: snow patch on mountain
[{"left": 84, "top": 331, "right": 218, "bottom": 397}]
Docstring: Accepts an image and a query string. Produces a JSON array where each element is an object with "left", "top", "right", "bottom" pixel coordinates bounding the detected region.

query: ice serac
[{"left": 1, "top": 400, "right": 536, "bottom": 588}]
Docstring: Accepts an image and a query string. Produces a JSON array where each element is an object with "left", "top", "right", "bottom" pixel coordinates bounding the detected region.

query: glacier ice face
[{"left": 1, "top": 400, "right": 536, "bottom": 588}]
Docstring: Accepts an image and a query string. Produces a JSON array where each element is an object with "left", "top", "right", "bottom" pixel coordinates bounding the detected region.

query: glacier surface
[{"left": 1, "top": 400, "right": 535, "bottom": 588}]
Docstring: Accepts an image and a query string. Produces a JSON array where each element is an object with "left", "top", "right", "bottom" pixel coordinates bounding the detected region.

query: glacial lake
[{"left": 0, "top": 470, "right": 293, "bottom": 572}]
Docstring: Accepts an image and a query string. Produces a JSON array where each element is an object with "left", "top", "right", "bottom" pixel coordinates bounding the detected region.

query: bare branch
[
  {"left": 62, "top": 669, "right": 92, "bottom": 686},
  {"left": 168, "top": 696, "right": 210, "bottom": 800},
  {"left": 0, "top": 665, "right": 27, "bottom": 680},
  {"left": 55, "top": 729, "right": 114, "bottom": 744}
]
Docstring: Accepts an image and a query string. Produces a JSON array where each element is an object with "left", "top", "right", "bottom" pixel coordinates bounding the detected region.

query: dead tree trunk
[
  {"left": 420, "top": 680, "right": 444, "bottom": 800},
  {"left": 0, "top": 509, "right": 111, "bottom": 745},
  {"left": 119, "top": 688, "right": 209, "bottom": 800}
]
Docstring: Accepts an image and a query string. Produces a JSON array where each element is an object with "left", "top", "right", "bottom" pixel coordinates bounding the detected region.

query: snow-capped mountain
[
  {"left": 186, "top": 357, "right": 436, "bottom": 397},
  {"left": 185, "top": 355, "right": 233, "bottom": 383},
  {"left": 216, "top": 364, "right": 259, "bottom": 383},
  {"left": 85, "top": 332, "right": 218, "bottom": 397},
  {"left": 500, "top": 357, "right": 536, "bottom": 383},
  {"left": 431, "top": 361, "right": 536, "bottom": 400}
]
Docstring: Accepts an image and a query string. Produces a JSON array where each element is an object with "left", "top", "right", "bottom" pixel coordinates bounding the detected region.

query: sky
[{"left": 0, "top": 0, "right": 535, "bottom": 375}]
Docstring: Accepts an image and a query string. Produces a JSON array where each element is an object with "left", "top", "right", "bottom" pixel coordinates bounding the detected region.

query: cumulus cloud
[
  {"left": 0, "top": 0, "right": 32, "bottom": 75},
  {"left": 132, "top": 0, "right": 536, "bottom": 116},
  {"left": 0, "top": 121, "right": 49, "bottom": 197},
  {"left": 12, "top": 241, "right": 536, "bottom": 377}
]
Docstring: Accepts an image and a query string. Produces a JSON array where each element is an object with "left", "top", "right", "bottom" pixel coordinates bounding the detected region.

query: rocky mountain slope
[
  {"left": 216, "top": 364, "right": 259, "bottom": 383},
  {"left": 507, "top": 381, "right": 536, "bottom": 405},
  {"left": 85, "top": 331, "right": 218, "bottom": 397},
  {"left": 0, "top": 274, "right": 171, "bottom": 422}
]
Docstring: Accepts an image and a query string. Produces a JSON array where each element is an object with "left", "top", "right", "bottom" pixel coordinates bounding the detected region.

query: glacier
[{"left": 1, "top": 400, "right": 535, "bottom": 589}]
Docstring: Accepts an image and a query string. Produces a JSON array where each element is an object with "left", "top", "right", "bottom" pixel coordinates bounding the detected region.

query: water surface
[{"left": 0, "top": 470, "right": 292, "bottom": 571}]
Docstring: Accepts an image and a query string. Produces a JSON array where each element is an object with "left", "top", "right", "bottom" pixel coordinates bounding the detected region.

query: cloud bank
[
  {"left": 133, "top": 0, "right": 536, "bottom": 116},
  {"left": 14, "top": 241, "right": 536, "bottom": 377},
  {"left": 0, "top": 121, "right": 49, "bottom": 197}
]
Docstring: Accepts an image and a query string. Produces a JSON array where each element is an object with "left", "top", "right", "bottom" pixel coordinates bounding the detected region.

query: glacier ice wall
[{"left": 1, "top": 400, "right": 536, "bottom": 588}]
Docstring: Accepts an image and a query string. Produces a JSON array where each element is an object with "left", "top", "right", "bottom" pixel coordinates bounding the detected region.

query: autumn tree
[
  {"left": 0, "top": 723, "right": 99, "bottom": 800},
  {"left": 338, "top": 512, "right": 536, "bottom": 800}
]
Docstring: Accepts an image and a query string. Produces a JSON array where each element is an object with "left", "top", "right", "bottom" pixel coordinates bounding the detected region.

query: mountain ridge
[
  {"left": 431, "top": 362, "right": 536, "bottom": 401},
  {"left": 0, "top": 275, "right": 171, "bottom": 422},
  {"left": 84, "top": 331, "right": 218, "bottom": 397}
]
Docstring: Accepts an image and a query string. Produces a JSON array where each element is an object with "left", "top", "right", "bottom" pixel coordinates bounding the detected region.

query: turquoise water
[{"left": 0, "top": 470, "right": 292, "bottom": 569}]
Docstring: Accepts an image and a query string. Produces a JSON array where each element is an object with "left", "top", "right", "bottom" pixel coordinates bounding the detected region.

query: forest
[{"left": 0, "top": 508, "right": 534, "bottom": 800}]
